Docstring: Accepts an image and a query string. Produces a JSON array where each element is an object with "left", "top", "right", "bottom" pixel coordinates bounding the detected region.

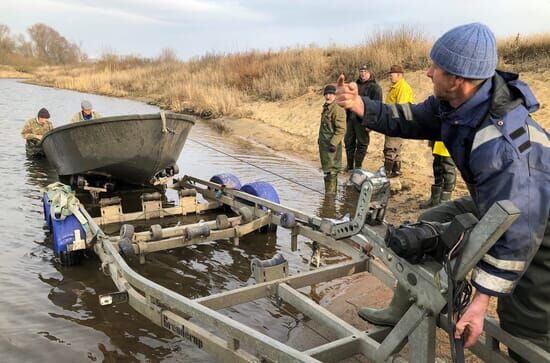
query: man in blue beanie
[{"left": 336, "top": 23, "right": 549, "bottom": 359}]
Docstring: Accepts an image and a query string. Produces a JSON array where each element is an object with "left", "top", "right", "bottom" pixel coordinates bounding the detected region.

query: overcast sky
[{"left": 2, "top": 0, "right": 550, "bottom": 59}]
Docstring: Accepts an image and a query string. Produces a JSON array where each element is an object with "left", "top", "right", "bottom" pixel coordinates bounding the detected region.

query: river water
[{"left": 0, "top": 79, "right": 360, "bottom": 362}]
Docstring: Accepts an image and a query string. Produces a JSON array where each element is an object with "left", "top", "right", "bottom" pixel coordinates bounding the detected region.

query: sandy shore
[{"left": 216, "top": 69, "right": 549, "bottom": 223}]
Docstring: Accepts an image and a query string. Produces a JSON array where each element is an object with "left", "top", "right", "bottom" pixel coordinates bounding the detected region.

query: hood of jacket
[{"left": 490, "top": 70, "right": 540, "bottom": 117}]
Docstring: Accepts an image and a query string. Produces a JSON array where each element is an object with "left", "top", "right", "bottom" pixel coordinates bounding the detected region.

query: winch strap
[{"left": 44, "top": 182, "right": 91, "bottom": 235}]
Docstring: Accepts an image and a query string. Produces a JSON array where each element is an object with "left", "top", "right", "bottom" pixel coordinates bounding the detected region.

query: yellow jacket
[{"left": 386, "top": 78, "right": 413, "bottom": 104}]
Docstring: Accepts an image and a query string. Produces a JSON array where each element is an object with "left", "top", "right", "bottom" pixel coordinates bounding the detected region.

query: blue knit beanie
[{"left": 430, "top": 23, "right": 497, "bottom": 79}]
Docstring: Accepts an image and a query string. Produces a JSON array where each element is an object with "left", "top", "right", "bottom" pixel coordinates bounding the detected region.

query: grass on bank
[{"left": 29, "top": 29, "right": 550, "bottom": 118}]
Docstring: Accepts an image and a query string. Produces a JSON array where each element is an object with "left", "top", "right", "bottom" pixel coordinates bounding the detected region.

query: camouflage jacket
[
  {"left": 70, "top": 111, "right": 102, "bottom": 123},
  {"left": 21, "top": 117, "right": 53, "bottom": 140}
]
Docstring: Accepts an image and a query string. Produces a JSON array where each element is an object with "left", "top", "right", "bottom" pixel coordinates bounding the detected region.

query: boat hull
[{"left": 41, "top": 113, "right": 195, "bottom": 186}]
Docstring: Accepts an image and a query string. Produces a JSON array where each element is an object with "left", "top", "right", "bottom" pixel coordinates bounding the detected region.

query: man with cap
[
  {"left": 336, "top": 23, "right": 549, "bottom": 359},
  {"left": 384, "top": 65, "right": 413, "bottom": 189},
  {"left": 70, "top": 100, "right": 102, "bottom": 123},
  {"left": 21, "top": 107, "right": 54, "bottom": 157},
  {"left": 318, "top": 84, "right": 346, "bottom": 195},
  {"left": 344, "top": 64, "right": 382, "bottom": 171}
]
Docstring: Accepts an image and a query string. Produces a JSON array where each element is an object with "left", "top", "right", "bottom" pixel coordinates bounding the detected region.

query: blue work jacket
[{"left": 361, "top": 71, "right": 550, "bottom": 296}]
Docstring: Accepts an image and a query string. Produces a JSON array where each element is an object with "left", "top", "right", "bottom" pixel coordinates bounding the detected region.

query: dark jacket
[
  {"left": 348, "top": 77, "right": 383, "bottom": 123},
  {"left": 357, "top": 77, "right": 383, "bottom": 101},
  {"left": 360, "top": 71, "right": 550, "bottom": 297}
]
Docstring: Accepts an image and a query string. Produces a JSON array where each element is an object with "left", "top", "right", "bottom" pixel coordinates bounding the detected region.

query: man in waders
[
  {"left": 70, "top": 100, "right": 102, "bottom": 123},
  {"left": 336, "top": 23, "right": 549, "bottom": 361},
  {"left": 318, "top": 84, "right": 346, "bottom": 195},
  {"left": 419, "top": 141, "right": 456, "bottom": 209},
  {"left": 344, "top": 64, "right": 382, "bottom": 171},
  {"left": 384, "top": 65, "right": 413, "bottom": 192},
  {"left": 21, "top": 107, "right": 54, "bottom": 158}
]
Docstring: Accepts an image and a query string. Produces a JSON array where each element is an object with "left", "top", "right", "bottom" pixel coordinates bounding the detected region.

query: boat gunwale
[{"left": 40, "top": 112, "right": 196, "bottom": 146}]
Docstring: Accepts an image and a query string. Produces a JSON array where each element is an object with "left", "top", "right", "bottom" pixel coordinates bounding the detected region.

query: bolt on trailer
[{"left": 42, "top": 171, "right": 550, "bottom": 363}]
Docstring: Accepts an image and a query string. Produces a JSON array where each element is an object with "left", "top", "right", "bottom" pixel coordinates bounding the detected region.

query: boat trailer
[{"left": 43, "top": 172, "right": 550, "bottom": 362}]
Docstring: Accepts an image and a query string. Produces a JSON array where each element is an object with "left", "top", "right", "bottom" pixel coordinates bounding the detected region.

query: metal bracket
[
  {"left": 251, "top": 254, "right": 289, "bottom": 283},
  {"left": 320, "top": 173, "right": 390, "bottom": 239},
  {"left": 141, "top": 192, "right": 163, "bottom": 219},
  {"left": 67, "top": 229, "right": 86, "bottom": 251},
  {"left": 99, "top": 291, "right": 129, "bottom": 306}
]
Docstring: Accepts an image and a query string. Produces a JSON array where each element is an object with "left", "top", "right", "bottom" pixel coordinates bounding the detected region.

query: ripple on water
[{"left": 0, "top": 79, "right": 354, "bottom": 362}]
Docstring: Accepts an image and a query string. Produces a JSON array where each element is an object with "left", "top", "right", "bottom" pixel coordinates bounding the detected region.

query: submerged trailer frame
[{"left": 85, "top": 175, "right": 549, "bottom": 363}]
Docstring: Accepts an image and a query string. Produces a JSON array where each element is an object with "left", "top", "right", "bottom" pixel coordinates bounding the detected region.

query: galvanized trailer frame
[{"left": 86, "top": 175, "right": 550, "bottom": 363}]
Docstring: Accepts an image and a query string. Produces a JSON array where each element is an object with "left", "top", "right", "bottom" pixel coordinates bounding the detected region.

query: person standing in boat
[
  {"left": 21, "top": 107, "right": 54, "bottom": 157},
  {"left": 70, "top": 100, "right": 102, "bottom": 123}
]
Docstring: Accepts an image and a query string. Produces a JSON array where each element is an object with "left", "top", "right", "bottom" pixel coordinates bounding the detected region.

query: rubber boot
[
  {"left": 324, "top": 174, "right": 338, "bottom": 195},
  {"left": 354, "top": 150, "right": 366, "bottom": 170},
  {"left": 358, "top": 283, "right": 412, "bottom": 326},
  {"left": 440, "top": 191, "right": 452, "bottom": 202},
  {"left": 346, "top": 151, "right": 355, "bottom": 171},
  {"left": 419, "top": 185, "right": 442, "bottom": 209},
  {"left": 383, "top": 159, "right": 395, "bottom": 177},
  {"left": 392, "top": 160, "right": 402, "bottom": 177}
]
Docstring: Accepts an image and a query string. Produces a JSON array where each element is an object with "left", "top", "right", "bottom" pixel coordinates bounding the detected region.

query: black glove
[{"left": 328, "top": 144, "right": 336, "bottom": 153}]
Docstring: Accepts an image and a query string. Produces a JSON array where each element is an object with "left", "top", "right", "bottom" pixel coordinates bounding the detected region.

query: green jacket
[
  {"left": 318, "top": 101, "right": 346, "bottom": 173},
  {"left": 318, "top": 101, "right": 346, "bottom": 146},
  {"left": 70, "top": 111, "right": 102, "bottom": 123},
  {"left": 21, "top": 117, "right": 53, "bottom": 140}
]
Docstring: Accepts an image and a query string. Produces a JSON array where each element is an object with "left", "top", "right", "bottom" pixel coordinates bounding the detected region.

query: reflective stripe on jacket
[{"left": 360, "top": 70, "right": 550, "bottom": 296}]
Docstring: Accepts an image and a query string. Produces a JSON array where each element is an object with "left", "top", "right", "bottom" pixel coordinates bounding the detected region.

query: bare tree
[
  {"left": 0, "top": 24, "right": 16, "bottom": 62},
  {"left": 27, "top": 23, "right": 85, "bottom": 64},
  {"left": 14, "top": 33, "right": 33, "bottom": 58}
]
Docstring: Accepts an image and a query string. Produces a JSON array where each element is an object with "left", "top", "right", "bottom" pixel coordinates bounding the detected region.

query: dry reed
[{"left": 29, "top": 29, "right": 550, "bottom": 118}]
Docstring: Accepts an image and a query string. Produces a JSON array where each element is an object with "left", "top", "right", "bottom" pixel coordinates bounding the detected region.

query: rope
[{"left": 188, "top": 138, "right": 325, "bottom": 195}]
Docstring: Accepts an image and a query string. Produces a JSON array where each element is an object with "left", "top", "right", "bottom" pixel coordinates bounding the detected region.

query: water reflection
[
  {"left": 24, "top": 157, "right": 58, "bottom": 190},
  {"left": 316, "top": 183, "right": 360, "bottom": 220},
  {"left": 37, "top": 256, "right": 208, "bottom": 362},
  {"left": 1, "top": 78, "right": 357, "bottom": 362}
]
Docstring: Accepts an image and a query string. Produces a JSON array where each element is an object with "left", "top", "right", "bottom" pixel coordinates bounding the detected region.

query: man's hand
[
  {"left": 327, "top": 144, "right": 336, "bottom": 153},
  {"left": 455, "top": 291, "right": 491, "bottom": 348},
  {"left": 336, "top": 74, "right": 365, "bottom": 117}
]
